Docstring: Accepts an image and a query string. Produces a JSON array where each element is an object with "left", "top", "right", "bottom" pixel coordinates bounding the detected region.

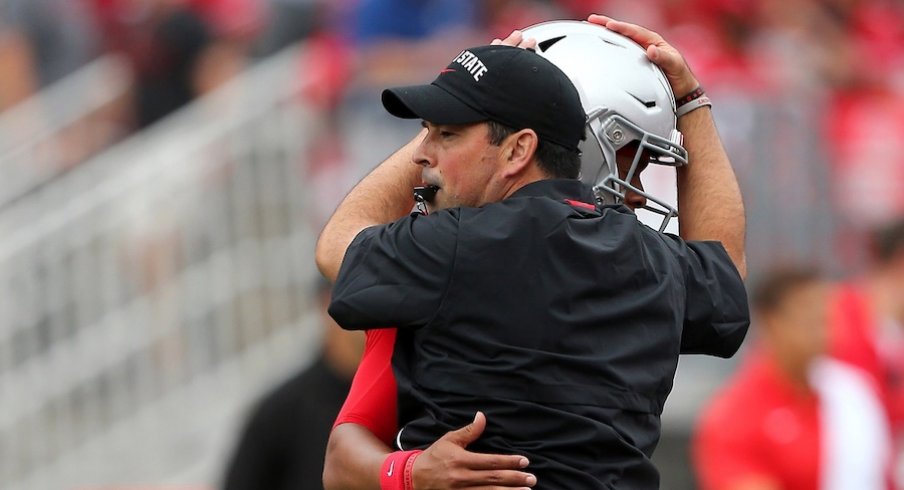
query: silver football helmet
[{"left": 521, "top": 20, "right": 688, "bottom": 231}]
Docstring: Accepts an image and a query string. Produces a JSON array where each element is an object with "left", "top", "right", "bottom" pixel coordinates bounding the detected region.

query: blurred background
[{"left": 1, "top": 0, "right": 902, "bottom": 489}]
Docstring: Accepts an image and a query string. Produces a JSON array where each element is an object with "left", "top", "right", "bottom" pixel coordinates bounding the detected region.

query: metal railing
[
  {"left": 0, "top": 54, "right": 133, "bottom": 210},
  {"left": 0, "top": 44, "right": 329, "bottom": 490}
]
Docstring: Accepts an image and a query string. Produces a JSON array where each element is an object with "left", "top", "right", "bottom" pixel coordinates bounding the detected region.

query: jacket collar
[{"left": 509, "top": 178, "right": 597, "bottom": 204}]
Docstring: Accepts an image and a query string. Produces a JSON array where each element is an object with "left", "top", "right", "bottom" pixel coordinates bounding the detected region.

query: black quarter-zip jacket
[{"left": 330, "top": 179, "right": 749, "bottom": 489}]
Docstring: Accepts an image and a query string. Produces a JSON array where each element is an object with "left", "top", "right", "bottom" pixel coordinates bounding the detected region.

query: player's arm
[
  {"left": 587, "top": 15, "right": 747, "bottom": 279},
  {"left": 675, "top": 99, "right": 747, "bottom": 280},
  {"left": 315, "top": 130, "right": 425, "bottom": 282},
  {"left": 324, "top": 413, "right": 537, "bottom": 490}
]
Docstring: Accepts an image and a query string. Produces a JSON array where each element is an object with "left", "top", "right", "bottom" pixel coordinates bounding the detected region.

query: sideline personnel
[{"left": 316, "top": 15, "right": 749, "bottom": 489}]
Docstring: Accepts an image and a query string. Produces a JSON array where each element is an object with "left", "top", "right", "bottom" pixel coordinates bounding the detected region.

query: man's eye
[{"left": 440, "top": 131, "right": 455, "bottom": 138}]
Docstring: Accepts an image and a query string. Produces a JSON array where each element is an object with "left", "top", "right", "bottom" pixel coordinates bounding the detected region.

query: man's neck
[
  {"left": 764, "top": 346, "right": 816, "bottom": 395},
  {"left": 867, "top": 273, "right": 904, "bottom": 327},
  {"left": 500, "top": 169, "right": 552, "bottom": 201}
]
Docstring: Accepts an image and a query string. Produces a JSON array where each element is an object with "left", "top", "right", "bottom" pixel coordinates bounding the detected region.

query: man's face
[
  {"left": 765, "top": 281, "right": 830, "bottom": 368},
  {"left": 414, "top": 121, "right": 506, "bottom": 211}
]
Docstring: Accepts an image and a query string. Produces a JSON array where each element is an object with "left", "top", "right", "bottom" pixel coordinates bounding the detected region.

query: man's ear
[{"left": 501, "top": 129, "right": 539, "bottom": 178}]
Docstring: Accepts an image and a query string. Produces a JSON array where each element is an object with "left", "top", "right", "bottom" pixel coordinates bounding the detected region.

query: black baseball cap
[{"left": 382, "top": 45, "right": 585, "bottom": 151}]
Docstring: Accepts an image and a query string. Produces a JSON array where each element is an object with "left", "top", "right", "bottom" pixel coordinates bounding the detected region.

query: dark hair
[
  {"left": 486, "top": 121, "right": 581, "bottom": 179},
  {"left": 751, "top": 266, "right": 822, "bottom": 315},
  {"left": 871, "top": 218, "right": 904, "bottom": 264}
]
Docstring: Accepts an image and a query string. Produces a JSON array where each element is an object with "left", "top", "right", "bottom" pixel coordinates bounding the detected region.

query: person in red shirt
[
  {"left": 694, "top": 267, "right": 891, "bottom": 490},
  {"left": 831, "top": 218, "right": 904, "bottom": 485}
]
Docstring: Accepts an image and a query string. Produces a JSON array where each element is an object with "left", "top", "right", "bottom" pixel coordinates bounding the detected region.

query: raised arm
[
  {"left": 588, "top": 15, "right": 747, "bottom": 279},
  {"left": 315, "top": 130, "right": 425, "bottom": 282},
  {"left": 674, "top": 103, "right": 746, "bottom": 279}
]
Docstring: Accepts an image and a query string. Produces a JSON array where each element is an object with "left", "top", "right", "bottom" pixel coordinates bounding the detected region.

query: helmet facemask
[{"left": 582, "top": 108, "right": 687, "bottom": 232}]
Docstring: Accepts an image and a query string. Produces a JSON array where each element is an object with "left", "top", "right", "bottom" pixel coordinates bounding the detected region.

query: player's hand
[
  {"left": 587, "top": 14, "right": 700, "bottom": 97},
  {"left": 491, "top": 30, "right": 537, "bottom": 51},
  {"left": 412, "top": 412, "right": 537, "bottom": 489}
]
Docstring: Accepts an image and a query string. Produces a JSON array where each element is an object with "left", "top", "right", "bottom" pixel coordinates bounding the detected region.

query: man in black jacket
[{"left": 317, "top": 16, "right": 748, "bottom": 489}]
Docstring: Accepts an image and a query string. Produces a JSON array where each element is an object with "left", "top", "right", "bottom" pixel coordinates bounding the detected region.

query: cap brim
[{"left": 382, "top": 84, "right": 486, "bottom": 125}]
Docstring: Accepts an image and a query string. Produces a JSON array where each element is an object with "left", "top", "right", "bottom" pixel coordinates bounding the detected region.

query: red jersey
[
  {"left": 693, "top": 352, "right": 822, "bottom": 490},
  {"left": 694, "top": 349, "right": 892, "bottom": 490},
  {"left": 830, "top": 284, "right": 904, "bottom": 433}
]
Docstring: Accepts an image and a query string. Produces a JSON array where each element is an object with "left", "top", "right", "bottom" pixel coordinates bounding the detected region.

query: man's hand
[
  {"left": 412, "top": 412, "right": 537, "bottom": 489},
  {"left": 491, "top": 30, "right": 538, "bottom": 50},
  {"left": 587, "top": 15, "right": 700, "bottom": 97}
]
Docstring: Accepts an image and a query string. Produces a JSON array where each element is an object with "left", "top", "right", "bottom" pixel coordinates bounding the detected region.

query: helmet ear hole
[{"left": 537, "top": 36, "right": 566, "bottom": 52}]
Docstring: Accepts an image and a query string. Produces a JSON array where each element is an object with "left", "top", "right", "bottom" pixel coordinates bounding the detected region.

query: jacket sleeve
[
  {"left": 679, "top": 240, "right": 750, "bottom": 357},
  {"left": 328, "top": 210, "right": 460, "bottom": 330}
]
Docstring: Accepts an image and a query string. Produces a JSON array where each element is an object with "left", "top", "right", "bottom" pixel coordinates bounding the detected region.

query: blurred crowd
[
  {"left": 3, "top": 0, "right": 903, "bottom": 131},
  {"left": 2, "top": 0, "right": 903, "bottom": 244}
]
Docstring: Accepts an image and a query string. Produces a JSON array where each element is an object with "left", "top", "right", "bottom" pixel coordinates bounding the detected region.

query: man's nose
[
  {"left": 412, "top": 143, "right": 433, "bottom": 168},
  {"left": 623, "top": 180, "right": 647, "bottom": 210}
]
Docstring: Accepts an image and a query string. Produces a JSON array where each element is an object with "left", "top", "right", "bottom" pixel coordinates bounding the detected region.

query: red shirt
[
  {"left": 333, "top": 328, "right": 399, "bottom": 445},
  {"left": 693, "top": 352, "right": 821, "bottom": 490},
  {"left": 830, "top": 284, "right": 904, "bottom": 434}
]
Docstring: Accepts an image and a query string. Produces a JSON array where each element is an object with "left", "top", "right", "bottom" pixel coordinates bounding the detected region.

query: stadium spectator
[
  {"left": 253, "top": 0, "right": 326, "bottom": 57},
  {"left": 479, "top": 0, "right": 570, "bottom": 39},
  {"left": 694, "top": 267, "right": 891, "bottom": 490},
  {"left": 90, "top": 0, "right": 257, "bottom": 128},
  {"left": 343, "top": 0, "right": 489, "bottom": 88},
  {"left": 831, "top": 217, "right": 904, "bottom": 487},
  {"left": 221, "top": 281, "right": 365, "bottom": 490},
  {"left": 0, "top": 0, "right": 99, "bottom": 110},
  {"left": 0, "top": 0, "right": 129, "bottom": 173}
]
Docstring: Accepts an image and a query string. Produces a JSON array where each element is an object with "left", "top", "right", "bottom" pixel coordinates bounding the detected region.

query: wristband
[
  {"left": 381, "top": 450, "right": 423, "bottom": 490},
  {"left": 676, "top": 95, "right": 712, "bottom": 118},
  {"left": 404, "top": 450, "right": 421, "bottom": 490},
  {"left": 675, "top": 86, "right": 706, "bottom": 108}
]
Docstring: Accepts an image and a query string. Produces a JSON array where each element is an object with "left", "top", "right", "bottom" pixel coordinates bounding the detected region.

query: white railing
[
  {"left": 0, "top": 44, "right": 331, "bottom": 490},
  {"left": 0, "top": 55, "right": 133, "bottom": 209}
]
